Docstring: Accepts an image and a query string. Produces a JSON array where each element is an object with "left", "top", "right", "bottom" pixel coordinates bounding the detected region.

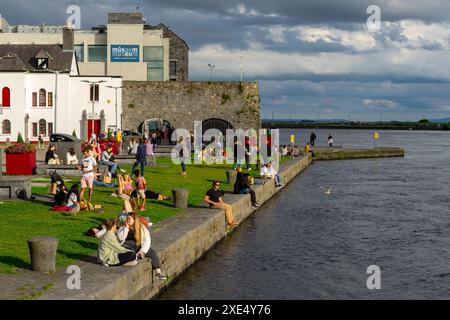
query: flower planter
[{"left": 6, "top": 152, "right": 37, "bottom": 175}]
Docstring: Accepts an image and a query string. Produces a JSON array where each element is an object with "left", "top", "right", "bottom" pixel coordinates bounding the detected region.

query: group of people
[{"left": 203, "top": 159, "right": 283, "bottom": 228}]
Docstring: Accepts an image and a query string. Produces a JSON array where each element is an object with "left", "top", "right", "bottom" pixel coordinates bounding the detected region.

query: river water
[{"left": 160, "top": 129, "right": 450, "bottom": 299}]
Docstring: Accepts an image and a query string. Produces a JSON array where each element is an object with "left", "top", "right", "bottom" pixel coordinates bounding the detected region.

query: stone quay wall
[{"left": 122, "top": 81, "right": 261, "bottom": 132}]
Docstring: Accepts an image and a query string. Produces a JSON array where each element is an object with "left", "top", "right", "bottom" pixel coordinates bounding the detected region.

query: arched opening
[
  {"left": 202, "top": 118, "right": 233, "bottom": 139},
  {"left": 2, "top": 87, "right": 10, "bottom": 107},
  {"left": 138, "top": 118, "right": 174, "bottom": 145},
  {"left": 2, "top": 119, "right": 11, "bottom": 134},
  {"left": 39, "top": 89, "right": 46, "bottom": 107},
  {"left": 39, "top": 119, "right": 47, "bottom": 136}
]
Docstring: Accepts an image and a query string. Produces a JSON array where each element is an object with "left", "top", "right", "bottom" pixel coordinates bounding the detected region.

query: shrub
[
  {"left": 72, "top": 130, "right": 77, "bottom": 138},
  {"left": 16, "top": 133, "right": 24, "bottom": 143},
  {"left": 5, "top": 143, "right": 36, "bottom": 154}
]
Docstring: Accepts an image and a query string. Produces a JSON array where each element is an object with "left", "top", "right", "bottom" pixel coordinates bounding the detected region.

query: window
[
  {"left": 48, "top": 92, "right": 53, "bottom": 107},
  {"left": 74, "top": 44, "right": 84, "bottom": 62},
  {"left": 39, "top": 119, "right": 46, "bottom": 136},
  {"left": 170, "top": 61, "right": 177, "bottom": 76},
  {"left": 144, "top": 46, "right": 164, "bottom": 81},
  {"left": 48, "top": 122, "right": 53, "bottom": 135},
  {"left": 32, "top": 92, "right": 37, "bottom": 107},
  {"left": 32, "top": 122, "right": 38, "bottom": 137},
  {"left": 39, "top": 89, "right": 46, "bottom": 107},
  {"left": 89, "top": 84, "right": 99, "bottom": 102},
  {"left": 2, "top": 120, "right": 10, "bottom": 134},
  {"left": 2, "top": 87, "right": 10, "bottom": 107},
  {"left": 37, "top": 58, "right": 48, "bottom": 69},
  {"left": 88, "top": 45, "right": 107, "bottom": 62}
]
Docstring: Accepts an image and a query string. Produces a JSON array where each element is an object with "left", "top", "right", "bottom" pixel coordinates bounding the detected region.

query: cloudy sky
[{"left": 2, "top": 0, "right": 450, "bottom": 121}]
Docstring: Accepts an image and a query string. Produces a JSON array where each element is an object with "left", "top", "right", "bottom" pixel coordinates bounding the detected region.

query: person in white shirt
[
  {"left": 66, "top": 148, "right": 79, "bottom": 165},
  {"left": 260, "top": 161, "right": 283, "bottom": 187},
  {"left": 78, "top": 149, "right": 97, "bottom": 202}
]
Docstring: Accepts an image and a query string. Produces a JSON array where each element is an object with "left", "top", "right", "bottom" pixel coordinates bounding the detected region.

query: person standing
[
  {"left": 38, "top": 134, "right": 44, "bottom": 150},
  {"left": 132, "top": 138, "right": 147, "bottom": 177},
  {"left": 178, "top": 136, "right": 188, "bottom": 176},
  {"left": 310, "top": 131, "right": 317, "bottom": 146},
  {"left": 134, "top": 169, "right": 147, "bottom": 211},
  {"left": 116, "top": 129, "right": 122, "bottom": 155},
  {"left": 145, "top": 138, "right": 156, "bottom": 166},
  {"left": 79, "top": 149, "right": 97, "bottom": 202},
  {"left": 328, "top": 133, "right": 333, "bottom": 148}
]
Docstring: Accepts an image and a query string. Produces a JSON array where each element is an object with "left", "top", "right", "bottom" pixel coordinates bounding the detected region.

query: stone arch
[
  {"left": 138, "top": 118, "right": 175, "bottom": 145},
  {"left": 202, "top": 118, "right": 233, "bottom": 137}
]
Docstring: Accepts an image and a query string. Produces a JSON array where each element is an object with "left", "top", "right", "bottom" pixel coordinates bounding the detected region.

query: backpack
[{"left": 80, "top": 199, "right": 94, "bottom": 211}]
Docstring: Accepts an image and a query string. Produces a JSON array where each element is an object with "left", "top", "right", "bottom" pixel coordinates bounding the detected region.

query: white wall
[{"left": 0, "top": 72, "right": 122, "bottom": 142}]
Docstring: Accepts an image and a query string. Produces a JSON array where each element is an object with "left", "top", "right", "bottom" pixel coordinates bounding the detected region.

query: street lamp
[
  {"left": 82, "top": 79, "right": 107, "bottom": 141},
  {"left": 208, "top": 64, "right": 215, "bottom": 81},
  {"left": 106, "top": 85, "right": 122, "bottom": 132}
]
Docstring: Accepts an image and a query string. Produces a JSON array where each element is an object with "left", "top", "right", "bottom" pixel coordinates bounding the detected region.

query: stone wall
[
  {"left": 39, "top": 155, "right": 312, "bottom": 300},
  {"left": 122, "top": 81, "right": 261, "bottom": 132}
]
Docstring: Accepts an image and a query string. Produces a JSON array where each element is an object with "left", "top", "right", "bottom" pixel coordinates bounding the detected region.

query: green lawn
[{"left": 0, "top": 157, "right": 245, "bottom": 273}]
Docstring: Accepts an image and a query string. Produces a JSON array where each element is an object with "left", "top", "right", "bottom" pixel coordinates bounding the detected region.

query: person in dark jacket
[
  {"left": 310, "top": 132, "right": 317, "bottom": 146},
  {"left": 131, "top": 138, "right": 147, "bottom": 177},
  {"left": 233, "top": 167, "right": 259, "bottom": 207}
]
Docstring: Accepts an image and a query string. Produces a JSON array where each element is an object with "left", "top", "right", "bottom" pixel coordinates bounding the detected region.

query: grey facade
[
  {"left": 122, "top": 81, "right": 261, "bottom": 133},
  {"left": 149, "top": 24, "right": 189, "bottom": 81}
]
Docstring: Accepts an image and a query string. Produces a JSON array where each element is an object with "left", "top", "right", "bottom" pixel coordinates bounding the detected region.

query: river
[{"left": 160, "top": 129, "right": 450, "bottom": 299}]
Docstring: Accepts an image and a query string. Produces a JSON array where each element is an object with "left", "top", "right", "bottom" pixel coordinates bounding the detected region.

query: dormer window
[{"left": 37, "top": 58, "right": 48, "bottom": 69}]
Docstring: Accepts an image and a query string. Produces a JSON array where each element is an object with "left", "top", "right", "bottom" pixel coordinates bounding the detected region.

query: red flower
[{"left": 5, "top": 143, "right": 36, "bottom": 154}]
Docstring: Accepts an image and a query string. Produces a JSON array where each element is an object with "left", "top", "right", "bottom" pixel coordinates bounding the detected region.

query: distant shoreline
[{"left": 262, "top": 123, "right": 449, "bottom": 131}]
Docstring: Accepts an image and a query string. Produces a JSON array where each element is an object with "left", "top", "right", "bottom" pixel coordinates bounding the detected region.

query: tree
[
  {"left": 16, "top": 132, "right": 24, "bottom": 143},
  {"left": 72, "top": 130, "right": 77, "bottom": 138},
  {"left": 418, "top": 119, "right": 430, "bottom": 124}
]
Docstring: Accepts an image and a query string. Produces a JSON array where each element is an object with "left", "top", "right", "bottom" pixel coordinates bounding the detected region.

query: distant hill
[
  {"left": 262, "top": 119, "right": 348, "bottom": 123},
  {"left": 430, "top": 118, "right": 450, "bottom": 123}
]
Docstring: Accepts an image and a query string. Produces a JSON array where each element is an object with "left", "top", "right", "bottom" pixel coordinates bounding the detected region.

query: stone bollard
[
  {"left": 226, "top": 170, "right": 237, "bottom": 185},
  {"left": 27, "top": 236, "right": 59, "bottom": 273},
  {"left": 172, "top": 188, "right": 189, "bottom": 209}
]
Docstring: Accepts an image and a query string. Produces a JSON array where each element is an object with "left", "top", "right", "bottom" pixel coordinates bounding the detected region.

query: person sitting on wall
[
  {"left": 97, "top": 219, "right": 138, "bottom": 267},
  {"left": 66, "top": 148, "right": 79, "bottom": 165},
  {"left": 260, "top": 161, "right": 283, "bottom": 187},
  {"left": 233, "top": 166, "right": 259, "bottom": 208},
  {"left": 45, "top": 145, "right": 61, "bottom": 165},
  {"left": 304, "top": 143, "right": 315, "bottom": 157},
  {"left": 204, "top": 181, "right": 239, "bottom": 228},
  {"left": 101, "top": 146, "right": 119, "bottom": 177}
]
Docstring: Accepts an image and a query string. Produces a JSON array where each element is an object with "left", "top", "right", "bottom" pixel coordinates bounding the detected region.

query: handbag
[
  {"left": 102, "top": 169, "right": 112, "bottom": 184},
  {"left": 48, "top": 183, "right": 57, "bottom": 195}
]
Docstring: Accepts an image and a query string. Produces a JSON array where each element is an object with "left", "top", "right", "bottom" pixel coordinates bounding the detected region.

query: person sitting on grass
[
  {"left": 51, "top": 184, "right": 80, "bottom": 213},
  {"left": 134, "top": 169, "right": 147, "bottom": 211},
  {"left": 233, "top": 167, "right": 259, "bottom": 208},
  {"left": 204, "top": 181, "right": 239, "bottom": 228},
  {"left": 117, "top": 212, "right": 166, "bottom": 280},
  {"left": 97, "top": 219, "right": 138, "bottom": 267}
]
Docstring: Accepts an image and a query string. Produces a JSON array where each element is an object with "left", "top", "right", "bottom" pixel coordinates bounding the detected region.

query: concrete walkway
[{"left": 0, "top": 155, "right": 313, "bottom": 300}]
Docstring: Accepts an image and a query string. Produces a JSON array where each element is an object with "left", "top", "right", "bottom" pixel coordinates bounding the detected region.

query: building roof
[
  {"left": 0, "top": 44, "right": 73, "bottom": 72},
  {"left": 108, "top": 13, "right": 144, "bottom": 24},
  {"left": 149, "top": 23, "right": 189, "bottom": 50}
]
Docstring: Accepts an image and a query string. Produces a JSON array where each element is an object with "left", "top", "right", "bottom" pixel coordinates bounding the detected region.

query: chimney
[{"left": 63, "top": 27, "right": 74, "bottom": 51}]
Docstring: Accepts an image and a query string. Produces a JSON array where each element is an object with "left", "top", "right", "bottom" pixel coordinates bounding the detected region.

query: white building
[{"left": 0, "top": 44, "right": 122, "bottom": 142}]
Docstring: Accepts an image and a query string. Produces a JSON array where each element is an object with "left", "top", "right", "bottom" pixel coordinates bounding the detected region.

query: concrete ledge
[
  {"left": 39, "top": 155, "right": 312, "bottom": 300},
  {"left": 314, "top": 147, "right": 404, "bottom": 161},
  {"left": 36, "top": 165, "right": 110, "bottom": 177}
]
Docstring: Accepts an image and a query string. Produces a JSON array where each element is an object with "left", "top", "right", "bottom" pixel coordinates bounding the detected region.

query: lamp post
[
  {"left": 82, "top": 79, "right": 107, "bottom": 141},
  {"left": 106, "top": 85, "right": 122, "bottom": 131},
  {"left": 208, "top": 64, "right": 215, "bottom": 81}
]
